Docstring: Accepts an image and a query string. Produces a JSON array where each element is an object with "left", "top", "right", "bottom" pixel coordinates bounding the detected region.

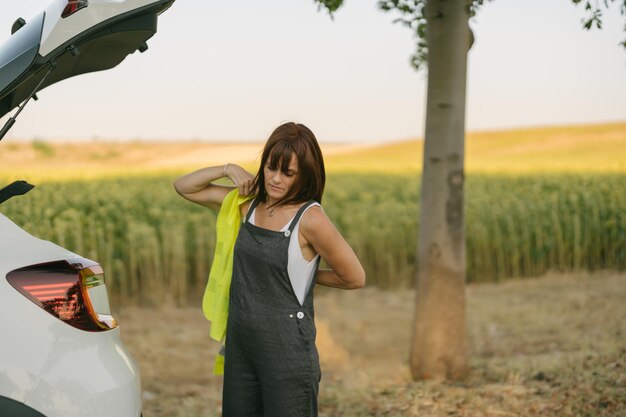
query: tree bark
[{"left": 410, "top": 0, "right": 470, "bottom": 381}]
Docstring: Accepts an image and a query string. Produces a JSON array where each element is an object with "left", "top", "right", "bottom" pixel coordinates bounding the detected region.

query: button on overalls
[{"left": 222, "top": 199, "right": 321, "bottom": 417}]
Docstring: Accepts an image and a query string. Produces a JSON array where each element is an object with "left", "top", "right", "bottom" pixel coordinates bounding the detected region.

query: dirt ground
[{"left": 116, "top": 271, "right": 626, "bottom": 417}]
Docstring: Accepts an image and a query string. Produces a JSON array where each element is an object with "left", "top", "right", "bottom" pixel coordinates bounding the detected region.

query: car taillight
[
  {"left": 61, "top": 0, "right": 89, "bottom": 18},
  {"left": 7, "top": 258, "right": 117, "bottom": 331}
]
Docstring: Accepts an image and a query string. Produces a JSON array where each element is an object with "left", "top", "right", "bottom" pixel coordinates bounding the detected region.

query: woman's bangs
[{"left": 268, "top": 140, "right": 294, "bottom": 173}]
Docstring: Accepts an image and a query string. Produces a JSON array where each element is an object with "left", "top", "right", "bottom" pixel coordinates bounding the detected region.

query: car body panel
[
  {"left": 25, "top": 327, "right": 141, "bottom": 417},
  {"left": 0, "top": 213, "right": 141, "bottom": 416},
  {"left": 0, "top": 214, "right": 71, "bottom": 404},
  {"left": 0, "top": 213, "right": 78, "bottom": 273},
  {"left": 0, "top": 292, "right": 63, "bottom": 404},
  {"left": 0, "top": 12, "right": 44, "bottom": 98}
]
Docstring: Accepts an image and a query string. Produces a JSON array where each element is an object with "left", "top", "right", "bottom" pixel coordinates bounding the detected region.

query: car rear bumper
[{"left": 24, "top": 326, "right": 142, "bottom": 417}]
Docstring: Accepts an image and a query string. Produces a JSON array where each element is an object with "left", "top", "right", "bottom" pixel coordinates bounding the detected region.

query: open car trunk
[{"left": 0, "top": 0, "right": 174, "bottom": 120}]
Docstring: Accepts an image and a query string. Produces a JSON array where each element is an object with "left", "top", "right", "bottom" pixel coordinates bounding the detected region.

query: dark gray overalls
[{"left": 222, "top": 199, "right": 321, "bottom": 417}]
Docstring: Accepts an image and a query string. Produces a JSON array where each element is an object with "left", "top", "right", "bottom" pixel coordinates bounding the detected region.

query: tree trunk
[{"left": 410, "top": 0, "right": 470, "bottom": 381}]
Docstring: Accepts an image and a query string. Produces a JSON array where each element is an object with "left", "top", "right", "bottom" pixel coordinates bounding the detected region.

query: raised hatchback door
[{"left": 0, "top": 0, "right": 175, "bottom": 121}]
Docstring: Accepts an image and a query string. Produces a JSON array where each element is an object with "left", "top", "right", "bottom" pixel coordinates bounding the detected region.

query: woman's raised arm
[{"left": 173, "top": 164, "right": 254, "bottom": 209}]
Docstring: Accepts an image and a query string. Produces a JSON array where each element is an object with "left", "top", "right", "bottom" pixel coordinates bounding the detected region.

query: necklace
[{"left": 268, "top": 206, "right": 275, "bottom": 217}]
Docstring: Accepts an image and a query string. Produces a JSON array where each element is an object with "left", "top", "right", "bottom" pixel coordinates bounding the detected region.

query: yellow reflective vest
[{"left": 202, "top": 189, "right": 253, "bottom": 375}]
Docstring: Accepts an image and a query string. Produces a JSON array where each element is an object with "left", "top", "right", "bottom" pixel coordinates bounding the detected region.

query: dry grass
[
  {"left": 1, "top": 122, "right": 625, "bottom": 183},
  {"left": 0, "top": 139, "right": 365, "bottom": 182},
  {"left": 323, "top": 122, "right": 626, "bottom": 173},
  {"left": 115, "top": 271, "right": 626, "bottom": 417}
]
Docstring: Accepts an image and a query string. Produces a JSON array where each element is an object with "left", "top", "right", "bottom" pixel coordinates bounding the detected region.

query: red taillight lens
[
  {"left": 61, "top": 0, "right": 89, "bottom": 18},
  {"left": 7, "top": 259, "right": 117, "bottom": 331}
]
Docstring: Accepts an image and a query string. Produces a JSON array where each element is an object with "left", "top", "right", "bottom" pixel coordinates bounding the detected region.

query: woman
[{"left": 173, "top": 122, "right": 365, "bottom": 417}]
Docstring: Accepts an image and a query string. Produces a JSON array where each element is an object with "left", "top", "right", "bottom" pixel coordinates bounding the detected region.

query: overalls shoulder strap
[
  {"left": 288, "top": 200, "right": 319, "bottom": 233},
  {"left": 244, "top": 198, "right": 260, "bottom": 223}
]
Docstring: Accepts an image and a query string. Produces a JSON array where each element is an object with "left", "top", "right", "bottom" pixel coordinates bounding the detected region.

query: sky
[{"left": 0, "top": 0, "right": 625, "bottom": 143}]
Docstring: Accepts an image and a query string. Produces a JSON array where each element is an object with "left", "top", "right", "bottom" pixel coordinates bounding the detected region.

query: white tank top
[{"left": 248, "top": 202, "right": 321, "bottom": 306}]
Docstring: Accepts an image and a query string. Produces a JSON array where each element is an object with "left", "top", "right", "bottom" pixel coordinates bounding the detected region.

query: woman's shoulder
[
  {"left": 299, "top": 203, "right": 327, "bottom": 231},
  {"left": 302, "top": 200, "right": 321, "bottom": 211}
]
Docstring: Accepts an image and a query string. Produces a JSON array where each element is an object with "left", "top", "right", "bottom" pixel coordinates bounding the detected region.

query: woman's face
[{"left": 264, "top": 153, "right": 298, "bottom": 202}]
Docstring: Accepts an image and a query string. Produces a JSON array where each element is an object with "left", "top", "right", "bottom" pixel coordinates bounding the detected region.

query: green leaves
[
  {"left": 377, "top": 0, "right": 427, "bottom": 70},
  {"left": 572, "top": 0, "right": 626, "bottom": 48},
  {"left": 468, "top": 0, "right": 490, "bottom": 18},
  {"left": 313, "top": 0, "right": 344, "bottom": 15},
  {"left": 376, "top": 1, "right": 489, "bottom": 71},
  {"left": 313, "top": 0, "right": 626, "bottom": 71}
]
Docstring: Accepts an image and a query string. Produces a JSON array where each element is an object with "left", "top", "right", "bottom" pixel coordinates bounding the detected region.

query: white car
[
  {"left": 0, "top": 1, "right": 175, "bottom": 416},
  {"left": 0, "top": 186, "right": 140, "bottom": 417}
]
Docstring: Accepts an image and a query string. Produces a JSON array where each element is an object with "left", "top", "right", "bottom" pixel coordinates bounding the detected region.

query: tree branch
[
  {"left": 572, "top": 0, "right": 626, "bottom": 48},
  {"left": 315, "top": 0, "right": 626, "bottom": 69}
]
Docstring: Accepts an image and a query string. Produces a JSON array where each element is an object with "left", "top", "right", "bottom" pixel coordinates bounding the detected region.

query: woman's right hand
[
  {"left": 225, "top": 164, "right": 255, "bottom": 196},
  {"left": 173, "top": 163, "right": 255, "bottom": 209}
]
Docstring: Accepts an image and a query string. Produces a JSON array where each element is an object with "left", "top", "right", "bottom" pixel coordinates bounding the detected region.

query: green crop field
[
  {"left": 1, "top": 122, "right": 625, "bottom": 304},
  {"left": 1, "top": 172, "right": 623, "bottom": 305}
]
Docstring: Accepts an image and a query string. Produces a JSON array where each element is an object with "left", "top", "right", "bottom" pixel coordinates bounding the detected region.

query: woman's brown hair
[{"left": 251, "top": 122, "right": 325, "bottom": 207}]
